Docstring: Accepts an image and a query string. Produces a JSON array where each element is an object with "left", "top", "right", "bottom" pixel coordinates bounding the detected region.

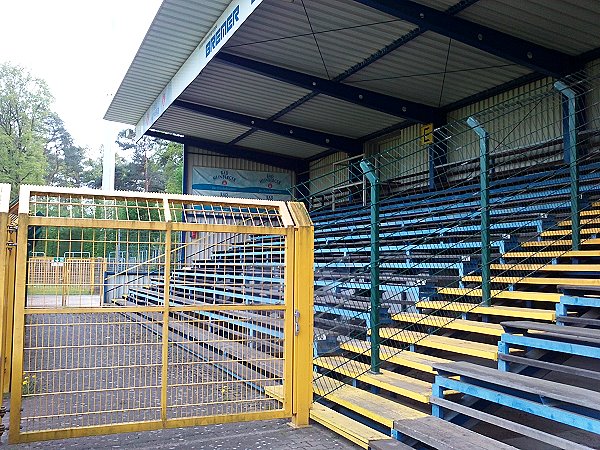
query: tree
[
  {"left": 114, "top": 129, "right": 183, "bottom": 193},
  {"left": 0, "top": 63, "right": 52, "bottom": 197},
  {"left": 81, "top": 152, "right": 103, "bottom": 189},
  {"left": 156, "top": 142, "right": 183, "bottom": 194},
  {"left": 115, "top": 130, "right": 164, "bottom": 192},
  {"left": 43, "top": 113, "right": 86, "bottom": 187}
]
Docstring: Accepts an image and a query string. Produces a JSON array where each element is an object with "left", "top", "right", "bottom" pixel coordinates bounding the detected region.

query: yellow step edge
[
  {"left": 265, "top": 385, "right": 389, "bottom": 449},
  {"left": 314, "top": 355, "right": 431, "bottom": 404},
  {"left": 392, "top": 312, "right": 504, "bottom": 336},
  {"left": 542, "top": 227, "right": 600, "bottom": 237},
  {"left": 521, "top": 239, "right": 600, "bottom": 247},
  {"left": 490, "top": 263, "right": 600, "bottom": 272},
  {"left": 375, "top": 329, "right": 498, "bottom": 361},
  {"left": 313, "top": 374, "right": 427, "bottom": 428},
  {"left": 521, "top": 240, "right": 572, "bottom": 247},
  {"left": 416, "top": 301, "right": 555, "bottom": 321},
  {"left": 339, "top": 339, "right": 449, "bottom": 373},
  {"left": 309, "top": 402, "right": 390, "bottom": 449},
  {"left": 463, "top": 275, "right": 600, "bottom": 287},
  {"left": 559, "top": 212, "right": 600, "bottom": 226},
  {"left": 437, "top": 287, "right": 561, "bottom": 303},
  {"left": 503, "top": 250, "right": 600, "bottom": 258}
]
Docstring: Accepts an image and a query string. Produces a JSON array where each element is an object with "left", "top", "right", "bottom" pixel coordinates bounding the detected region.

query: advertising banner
[{"left": 191, "top": 167, "right": 292, "bottom": 200}]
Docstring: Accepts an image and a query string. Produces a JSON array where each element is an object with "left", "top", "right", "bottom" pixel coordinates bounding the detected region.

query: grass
[{"left": 28, "top": 285, "right": 94, "bottom": 296}]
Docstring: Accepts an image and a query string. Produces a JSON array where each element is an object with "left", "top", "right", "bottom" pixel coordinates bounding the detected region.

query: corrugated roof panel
[
  {"left": 309, "top": 21, "right": 416, "bottom": 79},
  {"left": 236, "top": 131, "right": 328, "bottom": 158},
  {"left": 457, "top": 0, "right": 600, "bottom": 55},
  {"left": 225, "top": 0, "right": 415, "bottom": 79},
  {"left": 180, "top": 60, "right": 311, "bottom": 119},
  {"left": 344, "top": 32, "right": 531, "bottom": 107},
  {"left": 225, "top": 34, "right": 331, "bottom": 79},
  {"left": 226, "top": 0, "right": 400, "bottom": 45},
  {"left": 412, "top": 0, "right": 461, "bottom": 10},
  {"left": 224, "top": 0, "right": 312, "bottom": 47},
  {"left": 105, "top": 0, "right": 231, "bottom": 123},
  {"left": 277, "top": 95, "right": 402, "bottom": 139},
  {"left": 152, "top": 107, "right": 251, "bottom": 142},
  {"left": 301, "top": 0, "right": 401, "bottom": 31}
]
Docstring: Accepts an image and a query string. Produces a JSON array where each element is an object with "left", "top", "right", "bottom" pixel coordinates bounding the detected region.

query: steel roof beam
[
  {"left": 227, "top": 0, "right": 477, "bottom": 148},
  {"left": 145, "top": 130, "right": 303, "bottom": 171},
  {"left": 215, "top": 52, "right": 443, "bottom": 124},
  {"left": 353, "top": 0, "right": 581, "bottom": 77},
  {"left": 173, "top": 100, "right": 361, "bottom": 153}
]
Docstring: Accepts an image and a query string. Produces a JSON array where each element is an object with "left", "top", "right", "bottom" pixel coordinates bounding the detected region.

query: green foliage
[
  {"left": 0, "top": 63, "right": 184, "bottom": 198},
  {"left": 0, "top": 63, "right": 52, "bottom": 198},
  {"left": 43, "top": 113, "right": 87, "bottom": 187},
  {"left": 114, "top": 129, "right": 183, "bottom": 193},
  {"left": 159, "top": 142, "right": 183, "bottom": 194}
]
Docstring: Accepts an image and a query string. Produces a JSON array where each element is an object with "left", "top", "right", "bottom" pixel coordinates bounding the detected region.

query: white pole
[{"left": 102, "top": 122, "right": 116, "bottom": 191}]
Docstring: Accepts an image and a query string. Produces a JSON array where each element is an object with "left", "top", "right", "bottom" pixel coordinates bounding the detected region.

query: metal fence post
[
  {"left": 359, "top": 160, "right": 380, "bottom": 374},
  {"left": 0, "top": 185, "right": 9, "bottom": 402},
  {"left": 287, "top": 202, "right": 314, "bottom": 427},
  {"left": 554, "top": 81, "right": 580, "bottom": 251},
  {"left": 467, "top": 118, "right": 491, "bottom": 307}
]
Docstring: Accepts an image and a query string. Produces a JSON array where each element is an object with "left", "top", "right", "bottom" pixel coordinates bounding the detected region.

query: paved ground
[{"left": 5, "top": 418, "right": 361, "bottom": 449}]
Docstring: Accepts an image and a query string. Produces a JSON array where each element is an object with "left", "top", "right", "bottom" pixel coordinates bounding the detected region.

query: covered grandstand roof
[{"left": 104, "top": 0, "right": 600, "bottom": 167}]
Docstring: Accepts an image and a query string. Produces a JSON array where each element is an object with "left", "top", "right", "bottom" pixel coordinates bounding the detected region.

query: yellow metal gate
[{"left": 9, "top": 186, "right": 313, "bottom": 443}]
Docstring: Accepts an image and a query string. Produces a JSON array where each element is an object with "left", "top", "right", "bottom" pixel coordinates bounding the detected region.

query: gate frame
[
  {"left": 0, "top": 184, "right": 10, "bottom": 399},
  {"left": 8, "top": 186, "right": 313, "bottom": 443}
]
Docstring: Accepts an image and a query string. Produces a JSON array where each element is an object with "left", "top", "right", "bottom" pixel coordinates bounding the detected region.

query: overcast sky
[{"left": 0, "top": 0, "right": 163, "bottom": 152}]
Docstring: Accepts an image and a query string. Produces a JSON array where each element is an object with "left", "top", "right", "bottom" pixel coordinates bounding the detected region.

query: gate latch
[{"left": 294, "top": 310, "right": 300, "bottom": 336}]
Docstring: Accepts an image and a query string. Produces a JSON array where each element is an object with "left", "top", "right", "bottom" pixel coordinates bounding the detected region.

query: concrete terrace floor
[{"left": 4, "top": 418, "right": 361, "bottom": 449}]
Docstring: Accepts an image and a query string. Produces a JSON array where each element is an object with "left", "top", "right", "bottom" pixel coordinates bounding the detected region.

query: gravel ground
[{"left": 4, "top": 418, "right": 361, "bottom": 449}]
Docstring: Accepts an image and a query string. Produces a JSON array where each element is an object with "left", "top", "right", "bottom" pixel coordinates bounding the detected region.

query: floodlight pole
[
  {"left": 554, "top": 81, "right": 580, "bottom": 251},
  {"left": 359, "top": 159, "right": 380, "bottom": 374},
  {"left": 467, "top": 117, "right": 491, "bottom": 307}
]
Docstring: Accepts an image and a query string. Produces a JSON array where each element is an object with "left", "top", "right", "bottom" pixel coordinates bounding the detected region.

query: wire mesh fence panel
[
  {"left": 298, "top": 64, "right": 600, "bottom": 399},
  {"left": 9, "top": 188, "right": 311, "bottom": 444},
  {"left": 20, "top": 311, "right": 163, "bottom": 432}
]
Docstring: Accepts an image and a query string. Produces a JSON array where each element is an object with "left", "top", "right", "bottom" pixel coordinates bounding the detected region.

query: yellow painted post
[
  {"left": 282, "top": 228, "right": 295, "bottom": 416},
  {"left": 3, "top": 224, "right": 16, "bottom": 393},
  {"left": 0, "top": 184, "right": 13, "bottom": 395},
  {"left": 89, "top": 258, "right": 95, "bottom": 295},
  {"left": 101, "top": 258, "right": 108, "bottom": 304},
  {"left": 0, "top": 207, "right": 8, "bottom": 399},
  {"left": 61, "top": 261, "right": 67, "bottom": 307},
  {"left": 288, "top": 203, "right": 314, "bottom": 428},
  {"left": 161, "top": 223, "right": 172, "bottom": 424},
  {"left": 9, "top": 213, "right": 29, "bottom": 444}
]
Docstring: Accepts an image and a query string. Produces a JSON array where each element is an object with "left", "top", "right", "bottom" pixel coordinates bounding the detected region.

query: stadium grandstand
[{"left": 2, "top": 0, "right": 600, "bottom": 448}]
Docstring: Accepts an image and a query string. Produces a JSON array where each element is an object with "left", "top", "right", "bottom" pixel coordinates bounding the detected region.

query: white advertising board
[{"left": 191, "top": 167, "right": 292, "bottom": 200}]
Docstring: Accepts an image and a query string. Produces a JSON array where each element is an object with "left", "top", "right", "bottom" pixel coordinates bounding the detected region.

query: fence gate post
[
  {"left": 467, "top": 118, "right": 491, "bottom": 307},
  {"left": 288, "top": 202, "right": 314, "bottom": 427},
  {"left": 359, "top": 160, "right": 381, "bottom": 374},
  {"left": 554, "top": 81, "right": 580, "bottom": 251},
  {"left": 9, "top": 211, "right": 28, "bottom": 444},
  {"left": 0, "top": 184, "right": 10, "bottom": 405}
]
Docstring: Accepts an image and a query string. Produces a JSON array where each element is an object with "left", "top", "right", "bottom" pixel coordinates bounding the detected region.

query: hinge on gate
[
  {"left": 6, "top": 241, "right": 16, "bottom": 248},
  {"left": 294, "top": 310, "right": 300, "bottom": 336}
]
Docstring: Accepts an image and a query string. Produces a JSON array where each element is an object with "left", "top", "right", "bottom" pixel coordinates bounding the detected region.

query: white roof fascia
[{"left": 134, "top": 0, "right": 264, "bottom": 140}]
